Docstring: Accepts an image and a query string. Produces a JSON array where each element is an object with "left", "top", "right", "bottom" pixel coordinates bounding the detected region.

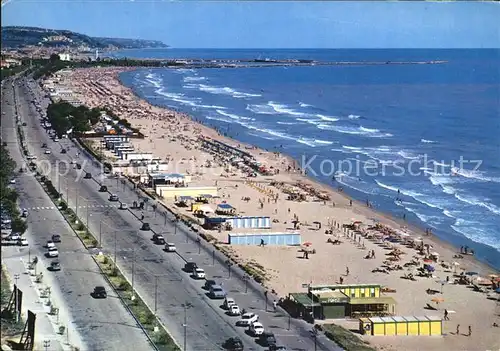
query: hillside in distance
[{"left": 1, "top": 26, "right": 168, "bottom": 49}]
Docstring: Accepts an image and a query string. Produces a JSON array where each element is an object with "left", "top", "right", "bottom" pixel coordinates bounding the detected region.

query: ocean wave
[
  {"left": 397, "top": 150, "right": 421, "bottom": 160},
  {"left": 216, "top": 109, "right": 254, "bottom": 121},
  {"left": 421, "top": 139, "right": 437, "bottom": 144},
  {"left": 317, "top": 124, "right": 393, "bottom": 138},
  {"left": 299, "top": 102, "right": 313, "bottom": 108},
  {"left": 276, "top": 121, "right": 298, "bottom": 125},
  {"left": 155, "top": 88, "right": 225, "bottom": 110},
  {"left": 187, "top": 83, "right": 261, "bottom": 99},
  {"left": 451, "top": 166, "right": 500, "bottom": 183},
  {"left": 404, "top": 207, "right": 443, "bottom": 224},
  {"left": 348, "top": 114, "right": 361, "bottom": 119},
  {"left": 451, "top": 224, "right": 500, "bottom": 252},
  {"left": 317, "top": 114, "right": 340, "bottom": 122},
  {"left": 374, "top": 180, "right": 424, "bottom": 199},
  {"left": 454, "top": 192, "right": 500, "bottom": 216},
  {"left": 183, "top": 76, "right": 206, "bottom": 82}
]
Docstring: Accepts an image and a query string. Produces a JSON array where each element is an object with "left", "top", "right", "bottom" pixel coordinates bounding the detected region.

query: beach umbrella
[
  {"left": 303, "top": 242, "right": 312, "bottom": 247},
  {"left": 465, "top": 271, "right": 478, "bottom": 276},
  {"left": 488, "top": 274, "right": 498, "bottom": 279}
]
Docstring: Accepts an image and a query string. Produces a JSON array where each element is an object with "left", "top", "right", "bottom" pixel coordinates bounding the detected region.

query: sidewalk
[{"left": 2, "top": 247, "right": 82, "bottom": 351}]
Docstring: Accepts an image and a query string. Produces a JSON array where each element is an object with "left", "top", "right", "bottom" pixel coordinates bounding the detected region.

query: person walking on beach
[
  {"left": 346, "top": 266, "right": 350, "bottom": 276},
  {"left": 273, "top": 300, "right": 277, "bottom": 312},
  {"left": 456, "top": 324, "right": 460, "bottom": 335},
  {"left": 444, "top": 309, "right": 449, "bottom": 321},
  {"left": 468, "top": 326, "right": 471, "bottom": 336}
]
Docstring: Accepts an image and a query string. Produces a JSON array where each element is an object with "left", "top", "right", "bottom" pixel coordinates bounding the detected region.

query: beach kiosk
[
  {"left": 216, "top": 203, "right": 236, "bottom": 215},
  {"left": 360, "top": 316, "right": 442, "bottom": 336}
]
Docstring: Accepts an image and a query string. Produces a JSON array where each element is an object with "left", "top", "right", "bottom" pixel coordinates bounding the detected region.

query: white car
[
  {"left": 9, "top": 233, "right": 21, "bottom": 241},
  {"left": 9, "top": 179, "right": 16, "bottom": 184},
  {"left": 19, "top": 238, "right": 28, "bottom": 246},
  {"left": 237, "top": 312, "right": 259, "bottom": 327},
  {"left": 46, "top": 240, "right": 55, "bottom": 248},
  {"left": 164, "top": 243, "right": 176, "bottom": 252},
  {"left": 248, "top": 322, "right": 265, "bottom": 336},
  {"left": 228, "top": 305, "right": 241, "bottom": 316},
  {"left": 193, "top": 268, "right": 206, "bottom": 279},
  {"left": 47, "top": 247, "right": 59, "bottom": 257},
  {"left": 223, "top": 297, "right": 236, "bottom": 310},
  {"left": 44, "top": 150, "right": 51, "bottom": 154}
]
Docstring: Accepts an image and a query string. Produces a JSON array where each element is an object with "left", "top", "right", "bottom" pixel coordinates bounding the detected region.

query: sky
[{"left": 1, "top": 0, "right": 499, "bottom": 48}]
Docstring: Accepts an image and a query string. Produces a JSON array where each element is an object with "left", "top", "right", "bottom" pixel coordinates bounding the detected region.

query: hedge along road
[
  {"left": 4, "top": 77, "right": 155, "bottom": 351},
  {"left": 19, "top": 75, "right": 342, "bottom": 351}
]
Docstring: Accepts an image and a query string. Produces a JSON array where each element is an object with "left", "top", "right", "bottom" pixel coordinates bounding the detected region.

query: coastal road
[
  {"left": 17, "top": 75, "right": 342, "bottom": 351},
  {"left": 2, "top": 77, "right": 155, "bottom": 351}
]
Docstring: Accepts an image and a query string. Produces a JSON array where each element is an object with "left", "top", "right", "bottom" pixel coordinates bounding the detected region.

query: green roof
[{"left": 289, "top": 293, "right": 321, "bottom": 307}]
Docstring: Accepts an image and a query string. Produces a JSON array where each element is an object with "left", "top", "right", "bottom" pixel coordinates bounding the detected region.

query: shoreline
[
  {"left": 62, "top": 66, "right": 499, "bottom": 351},
  {"left": 119, "top": 67, "right": 498, "bottom": 274}
]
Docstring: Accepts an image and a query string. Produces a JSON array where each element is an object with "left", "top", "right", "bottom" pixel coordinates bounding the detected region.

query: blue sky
[{"left": 2, "top": 1, "right": 499, "bottom": 48}]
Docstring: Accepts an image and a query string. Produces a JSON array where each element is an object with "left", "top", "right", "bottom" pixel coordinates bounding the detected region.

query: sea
[{"left": 111, "top": 49, "right": 500, "bottom": 270}]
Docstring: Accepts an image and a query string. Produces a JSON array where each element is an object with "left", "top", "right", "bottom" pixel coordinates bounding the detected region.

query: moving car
[
  {"left": 248, "top": 322, "right": 265, "bottom": 336},
  {"left": 258, "top": 332, "right": 276, "bottom": 347},
  {"left": 61, "top": 149, "right": 67, "bottom": 154},
  {"left": 51, "top": 234, "right": 61, "bottom": 243},
  {"left": 236, "top": 312, "right": 259, "bottom": 327},
  {"left": 47, "top": 247, "right": 59, "bottom": 258},
  {"left": 140, "top": 222, "right": 151, "bottom": 231},
  {"left": 92, "top": 286, "right": 107, "bottom": 299},
  {"left": 41, "top": 143, "right": 47, "bottom": 148},
  {"left": 203, "top": 279, "right": 216, "bottom": 290},
  {"left": 50, "top": 260, "right": 61, "bottom": 271},
  {"left": 119, "top": 203, "right": 128, "bottom": 210},
  {"left": 152, "top": 234, "right": 165, "bottom": 245},
  {"left": 84, "top": 172, "right": 92, "bottom": 179},
  {"left": 228, "top": 305, "right": 241, "bottom": 316},
  {"left": 21, "top": 209, "right": 28, "bottom": 217},
  {"left": 184, "top": 262, "right": 198, "bottom": 273},
  {"left": 109, "top": 194, "right": 119, "bottom": 202},
  {"left": 99, "top": 185, "right": 108, "bottom": 192},
  {"left": 46, "top": 240, "right": 55, "bottom": 248},
  {"left": 44, "top": 150, "right": 51, "bottom": 154},
  {"left": 268, "top": 345, "right": 287, "bottom": 351},
  {"left": 192, "top": 268, "right": 206, "bottom": 279},
  {"left": 222, "top": 337, "right": 244, "bottom": 351},
  {"left": 223, "top": 297, "right": 236, "bottom": 310},
  {"left": 209, "top": 284, "right": 226, "bottom": 299},
  {"left": 164, "top": 243, "right": 176, "bottom": 252}
]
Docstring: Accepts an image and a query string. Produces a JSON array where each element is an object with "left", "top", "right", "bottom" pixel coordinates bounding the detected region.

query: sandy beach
[{"left": 61, "top": 67, "right": 500, "bottom": 351}]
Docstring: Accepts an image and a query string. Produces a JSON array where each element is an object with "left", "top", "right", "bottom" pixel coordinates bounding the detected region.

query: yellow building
[
  {"left": 310, "top": 284, "right": 381, "bottom": 298},
  {"left": 360, "top": 316, "right": 442, "bottom": 336}
]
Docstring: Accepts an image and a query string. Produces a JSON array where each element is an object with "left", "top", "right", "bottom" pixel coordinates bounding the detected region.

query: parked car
[
  {"left": 152, "top": 234, "right": 165, "bottom": 245},
  {"left": 51, "top": 234, "right": 61, "bottom": 243},
  {"left": 140, "top": 222, "right": 151, "bottom": 231},
  {"left": 9, "top": 233, "right": 21, "bottom": 241},
  {"left": 119, "top": 203, "right": 128, "bottom": 210},
  {"left": 192, "top": 268, "right": 206, "bottom": 279},
  {"left": 18, "top": 237, "right": 28, "bottom": 246},
  {"left": 209, "top": 284, "right": 226, "bottom": 299},
  {"left": 50, "top": 260, "right": 61, "bottom": 271},
  {"left": 21, "top": 209, "right": 28, "bottom": 217},
  {"left": 76, "top": 163, "right": 81, "bottom": 169},
  {"left": 61, "top": 149, "right": 67, "bottom": 154},
  {"left": 223, "top": 297, "right": 236, "bottom": 310},
  {"left": 237, "top": 312, "right": 259, "bottom": 327},
  {"left": 47, "top": 247, "right": 59, "bottom": 258},
  {"left": 46, "top": 240, "right": 55, "bottom": 248},
  {"left": 203, "top": 279, "right": 216, "bottom": 290},
  {"left": 222, "top": 337, "right": 244, "bottom": 351},
  {"left": 41, "top": 143, "right": 47, "bottom": 148},
  {"left": 268, "top": 345, "right": 287, "bottom": 351},
  {"left": 84, "top": 172, "right": 92, "bottom": 179},
  {"left": 258, "top": 332, "right": 276, "bottom": 347},
  {"left": 109, "top": 194, "right": 119, "bottom": 202},
  {"left": 164, "top": 243, "right": 176, "bottom": 252},
  {"left": 92, "top": 286, "right": 107, "bottom": 299},
  {"left": 228, "top": 305, "right": 241, "bottom": 316},
  {"left": 184, "top": 262, "right": 198, "bottom": 273},
  {"left": 248, "top": 322, "right": 265, "bottom": 336},
  {"left": 99, "top": 185, "right": 108, "bottom": 192}
]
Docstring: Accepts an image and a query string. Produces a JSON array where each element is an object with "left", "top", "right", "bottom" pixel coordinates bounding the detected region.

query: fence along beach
[{"left": 61, "top": 67, "right": 500, "bottom": 351}]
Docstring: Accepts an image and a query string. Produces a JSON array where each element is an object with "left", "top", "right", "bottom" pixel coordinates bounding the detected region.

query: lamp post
[
  {"left": 243, "top": 274, "right": 249, "bottom": 293},
  {"left": 131, "top": 247, "right": 136, "bottom": 300},
  {"left": 226, "top": 260, "right": 233, "bottom": 279},
  {"left": 154, "top": 275, "right": 158, "bottom": 316},
  {"left": 197, "top": 236, "right": 201, "bottom": 254},
  {"left": 75, "top": 187, "right": 79, "bottom": 217},
  {"left": 114, "top": 230, "right": 117, "bottom": 270},
  {"left": 182, "top": 302, "right": 192, "bottom": 351},
  {"left": 14, "top": 274, "right": 20, "bottom": 323}
]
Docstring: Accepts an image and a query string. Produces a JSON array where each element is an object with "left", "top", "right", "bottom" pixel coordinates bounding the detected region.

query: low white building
[
  {"left": 122, "top": 152, "right": 153, "bottom": 161},
  {"left": 59, "top": 53, "right": 71, "bottom": 61}
]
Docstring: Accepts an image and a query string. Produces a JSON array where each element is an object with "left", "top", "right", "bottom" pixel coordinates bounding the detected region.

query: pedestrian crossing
[{"left": 27, "top": 204, "right": 120, "bottom": 210}]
